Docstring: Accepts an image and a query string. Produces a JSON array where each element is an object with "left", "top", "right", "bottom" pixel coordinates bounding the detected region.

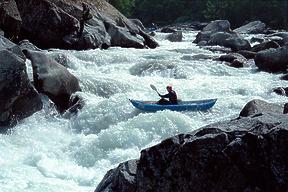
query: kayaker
[{"left": 157, "top": 85, "right": 178, "bottom": 105}]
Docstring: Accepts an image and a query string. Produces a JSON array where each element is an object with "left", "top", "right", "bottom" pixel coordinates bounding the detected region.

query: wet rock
[
  {"left": 193, "top": 20, "right": 232, "bottom": 44},
  {"left": 105, "top": 21, "right": 144, "bottom": 48},
  {"left": 95, "top": 160, "right": 138, "bottom": 192},
  {"left": 283, "top": 103, "right": 288, "bottom": 114},
  {"left": 234, "top": 21, "right": 266, "bottom": 34},
  {"left": 239, "top": 99, "right": 283, "bottom": 117},
  {"left": 202, "top": 31, "right": 251, "bottom": 51},
  {"left": 250, "top": 37, "right": 265, "bottom": 44},
  {"left": 250, "top": 41, "right": 280, "bottom": 52},
  {"left": 219, "top": 53, "right": 247, "bottom": 68},
  {"left": 237, "top": 50, "right": 257, "bottom": 59},
  {"left": 219, "top": 53, "right": 247, "bottom": 62},
  {"left": 160, "top": 27, "right": 176, "bottom": 33},
  {"left": 254, "top": 45, "right": 288, "bottom": 72},
  {"left": 62, "top": 94, "right": 85, "bottom": 119},
  {"left": 272, "top": 87, "right": 288, "bottom": 96},
  {"left": 267, "top": 32, "right": 288, "bottom": 46},
  {"left": 0, "top": 49, "right": 42, "bottom": 126},
  {"left": 129, "top": 19, "right": 146, "bottom": 31},
  {"left": 166, "top": 31, "right": 182, "bottom": 42},
  {"left": 95, "top": 110, "right": 288, "bottom": 192},
  {"left": 23, "top": 50, "right": 81, "bottom": 112},
  {"left": 280, "top": 74, "right": 288, "bottom": 80}
]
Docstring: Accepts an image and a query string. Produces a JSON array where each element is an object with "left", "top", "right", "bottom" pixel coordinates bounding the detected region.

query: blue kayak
[{"left": 129, "top": 99, "right": 217, "bottom": 112}]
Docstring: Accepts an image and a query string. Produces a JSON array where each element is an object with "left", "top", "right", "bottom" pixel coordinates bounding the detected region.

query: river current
[{"left": 0, "top": 31, "right": 286, "bottom": 192}]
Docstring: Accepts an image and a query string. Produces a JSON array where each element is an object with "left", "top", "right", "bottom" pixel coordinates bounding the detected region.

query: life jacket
[{"left": 169, "top": 90, "right": 177, "bottom": 104}]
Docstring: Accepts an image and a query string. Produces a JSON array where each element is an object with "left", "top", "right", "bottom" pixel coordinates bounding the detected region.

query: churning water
[{"left": 0, "top": 31, "right": 287, "bottom": 192}]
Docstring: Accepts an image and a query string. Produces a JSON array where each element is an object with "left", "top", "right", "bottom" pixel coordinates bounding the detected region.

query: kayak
[{"left": 129, "top": 99, "right": 217, "bottom": 112}]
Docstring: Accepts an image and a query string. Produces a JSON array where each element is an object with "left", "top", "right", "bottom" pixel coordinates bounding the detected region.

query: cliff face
[{"left": 1, "top": 0, "right": 158, "bottom": 50}]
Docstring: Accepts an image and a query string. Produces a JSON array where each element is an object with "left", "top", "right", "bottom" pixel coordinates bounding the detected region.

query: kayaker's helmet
[{"left": 166, "top": 85, "right": 172, "bottom": 91}]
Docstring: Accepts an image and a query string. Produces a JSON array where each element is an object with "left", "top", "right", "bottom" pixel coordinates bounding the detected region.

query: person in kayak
[{"left": 157, "top": 85, "right": 178, "bottom": 105}]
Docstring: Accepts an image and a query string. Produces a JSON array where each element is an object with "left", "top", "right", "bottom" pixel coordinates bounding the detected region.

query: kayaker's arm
[{"left": 159, "top": 93, "right": 170, "bottom": 98}]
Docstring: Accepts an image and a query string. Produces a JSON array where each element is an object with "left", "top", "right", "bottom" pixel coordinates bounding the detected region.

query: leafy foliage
[{"left": 110, "top": 0, "right": 288, "bottom": 29}]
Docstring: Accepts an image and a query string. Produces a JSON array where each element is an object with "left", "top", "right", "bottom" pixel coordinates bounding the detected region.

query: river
[{"left": 0, "top": 31, "right": 286, "bottom": 192}]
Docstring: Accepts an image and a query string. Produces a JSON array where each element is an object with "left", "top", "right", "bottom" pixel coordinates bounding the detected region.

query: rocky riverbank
[
  {"left": 95, "top": 99, "right": 288, "bottom": 192},
  {"left": 0, "top": 0, "right": 159, "bottom": 127}
]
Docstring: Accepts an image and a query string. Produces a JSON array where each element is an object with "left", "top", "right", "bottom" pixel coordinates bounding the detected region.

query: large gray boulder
[
  {"left": 193, "top": 20, "right": 232, "bottom": 44},
  {"left": 0, "top": 49, "right": 42, "bottom": 126},
  {"left": 234, "top": 21, "right": 266, "bottom": 34},
  {"left": 239, "top": 99, "right": 283, "bottom": 117},
  {"left": 166, "top": 31, "right": 182, "bottom": 42},
  {"left": 23, "top": 50, "right": 81, "bottom": 112},
  {"left": 254, "top": 45, "right": 288, "bottom": 72},
  {"left": 95, "top": 109, "right": 288, "bottom": 192},
  {"left": 207, "top": 32, "right": 251, "bottom": 51},
  {"left": 14, "top": 0, "right": 158, "bottom": 50},
  {"left": 15, "top": 0, "right": 78, "bottom": 49},
  {"left": 105, "top": 21, "right": 144, "bottom": 48}
]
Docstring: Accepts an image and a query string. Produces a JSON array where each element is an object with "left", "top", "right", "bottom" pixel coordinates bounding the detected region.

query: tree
[{"left": 109, "top": 0, "right": 135, "bottom": 17}]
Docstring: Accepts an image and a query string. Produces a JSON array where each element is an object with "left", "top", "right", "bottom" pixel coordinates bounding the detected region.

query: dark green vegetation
[{"left": 108, "top": 0, "right": 288, "bottom": 29}]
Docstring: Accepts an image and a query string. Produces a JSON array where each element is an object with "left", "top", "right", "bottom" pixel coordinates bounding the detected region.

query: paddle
[{"left": 150, "top": 84, "right": 160, "bottom": 95}]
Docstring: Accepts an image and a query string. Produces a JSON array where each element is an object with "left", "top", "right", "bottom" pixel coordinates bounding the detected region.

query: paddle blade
[{"left": 150, "top": 84, "right": 157, "bottom": 92}]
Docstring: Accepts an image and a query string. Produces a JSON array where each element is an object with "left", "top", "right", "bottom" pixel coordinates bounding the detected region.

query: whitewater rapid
[{"left": 0, "top": 31, "right": 287, "bottom": 192}]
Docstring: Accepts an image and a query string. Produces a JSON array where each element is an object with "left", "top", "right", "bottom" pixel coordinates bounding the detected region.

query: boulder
[
  {"left": 15, "top": 0, "right": 79, "bottom": 49},
  {"left": 234, "top": 21, "right": 266, "bottom": 34},
  {"left": 219, "top": 53, "right": 247, "bottom": 63},
  {"left": 129, "top": 19, "right": 146, "bottom": 31},
  {"left": 0, "top": 49, "right": 42, "bottom": 126},
  {"left": 222, "top": 36, "right": 251, "bottom": 51},
  {"left": 272, "top": 87, "right": 288, "bottom": 96},
  {"left": 62, "top": 94, "right": 85, "bottom": 119},
  {"left": 193, "top": 20, "right": 232, "bottom": 44},
  {"left": 138, "top": 30, "right": 159, "bottom": 48},
  {"left": 267, "top": 32, "right": 288, "bottom": 46},
  {"left": 254, "top": 45, "right": 288, "bottom": 72},
  {"left": 23, "top": 50, "right": 81, "bottom": 112},
  {"left": 239, "top": 99, "right": 283, "bottom": 117},
  {"left": 237, "top": 50, "right": 257, "bottom": 59},
  {"left": 95, "top": 110, "right": 288, "bottom": 192},
  {"left": 250, "top": 41, "right": 280, "bottom": 52},
  {"left": 166, "top": 31, "right": 182, "bottom": 42},
  {"left": 160, "top": 27, "right": 177, "bottom": 33},
  {"left": 95, "top": 160, "right": 138, "bottom": 192},
  {"left": 0, "top": 0, "right": 21, "bottom": 40},
  {"left": 219, "top": 53, "right": 247, "bottom": 68},
  {"left": 105, "top": 21, "right": 144, "bottom": 48},
  {"left": 15, "top": 0, "right": 158, "bottom": 50},
  {"left": 207, "top": 32, "right": 251, "bottom": 51}
]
